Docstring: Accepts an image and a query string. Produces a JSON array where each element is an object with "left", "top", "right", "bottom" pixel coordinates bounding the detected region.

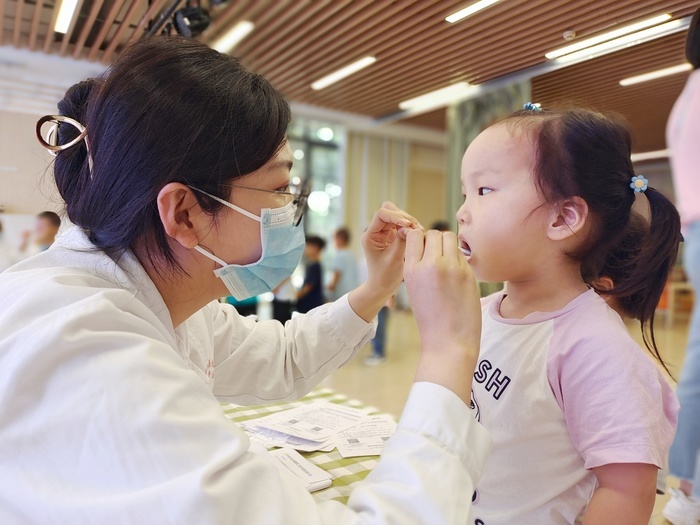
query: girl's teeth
[{"left": 459, "top": 246, "right": 472, "bottom": 257}]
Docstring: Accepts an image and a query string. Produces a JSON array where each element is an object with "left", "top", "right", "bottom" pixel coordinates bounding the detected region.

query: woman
[
  {"left": 0, "top": 37, "right": 488, "bottom": 523},
  {"left": 664, "top": 7, "right": 700, "bottom": 525}
]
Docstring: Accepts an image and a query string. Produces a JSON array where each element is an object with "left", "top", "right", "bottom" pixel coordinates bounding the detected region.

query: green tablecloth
[{"left": 222, "top": 388, "right": 383, "bottom": 504}]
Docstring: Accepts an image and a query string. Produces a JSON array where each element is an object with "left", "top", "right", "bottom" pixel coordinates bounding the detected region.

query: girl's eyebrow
[
  {"left": 465, "top": 169, "right": 498, "bottom": 179},
  {"left": 269, "top": 160, "right": 293, "bottom": 171}
]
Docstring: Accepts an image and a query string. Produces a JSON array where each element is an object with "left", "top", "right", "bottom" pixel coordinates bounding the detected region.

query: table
[{"left": 222, "top": 388, "right": 384, "bottom": 504}]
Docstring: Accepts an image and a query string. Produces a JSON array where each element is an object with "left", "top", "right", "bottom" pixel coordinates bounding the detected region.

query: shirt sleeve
[
  {"left": 209, "top": 294, "right": 376, "bottom": 405},
  {"left": 4, "top": 298, "right": 492, "bottom": 525},
  {"left": 547, "top": 320, "right": 679, "bottom": 470}
]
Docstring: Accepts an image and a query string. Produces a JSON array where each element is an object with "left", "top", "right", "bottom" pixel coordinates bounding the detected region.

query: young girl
[{"left": 457, "top": 106, "right": 681, "bottom": 524}]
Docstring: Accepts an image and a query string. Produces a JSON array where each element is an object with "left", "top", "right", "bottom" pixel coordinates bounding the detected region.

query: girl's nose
[{"left": 456, "top": 202, "right": 468, "bottom": 225}]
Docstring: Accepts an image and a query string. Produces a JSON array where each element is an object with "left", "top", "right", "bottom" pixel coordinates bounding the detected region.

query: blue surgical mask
[{"left": 192, "top": 190, "right": 305, "bottom": 300}]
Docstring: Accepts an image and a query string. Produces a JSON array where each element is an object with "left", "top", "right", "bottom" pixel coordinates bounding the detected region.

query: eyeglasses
[{"left": 229, "top": 178, "right": 311, "bottom": 227}]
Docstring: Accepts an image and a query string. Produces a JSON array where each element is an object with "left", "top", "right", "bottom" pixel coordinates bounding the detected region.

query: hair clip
[
  {"left": 523, "top": 102, "right": 542, "bottom": 111},
  {"left": 630, "top": 175, "right": 648, "bottom": 193},
  {"left": 36, "top": 114, "right": 94, "bottom": 177}
]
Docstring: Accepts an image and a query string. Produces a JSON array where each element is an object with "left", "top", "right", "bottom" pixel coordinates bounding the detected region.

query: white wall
[
  {"left": 0, "top": 110, "right": 62, "bottom": 214},
  {"left": 0, "top": 45, "right": 104, "bottom": 215}
]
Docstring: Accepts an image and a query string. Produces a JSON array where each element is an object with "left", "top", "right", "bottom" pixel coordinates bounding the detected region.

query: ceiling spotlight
[{"left": 173, "top": 6, "right": 211, "bottom": 38}]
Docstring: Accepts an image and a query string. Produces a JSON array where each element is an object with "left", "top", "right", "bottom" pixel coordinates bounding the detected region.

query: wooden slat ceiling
[
  {"left": 1, "top": 0, "right": 697, "bottom": 151},
  {"left": 532, "top": 31, "right": 689, "bottom": 152}
]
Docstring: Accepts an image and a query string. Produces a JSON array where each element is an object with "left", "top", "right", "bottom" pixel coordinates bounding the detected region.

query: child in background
[
  {"left": 296, "top": 235, "right": 326, "bottom": 314},
  {"left": 456, "top": 106, "right": 680, "bottom": 524},
  {"left": 327, "top": 227, "right": 359, "bottom": 301}
]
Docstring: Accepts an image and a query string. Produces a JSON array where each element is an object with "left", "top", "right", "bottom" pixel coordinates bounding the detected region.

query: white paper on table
[
  {"left": 268, "top": 448, "right": 333, "bottom": 493},
  {"left": 249, "top": 401, "right": 369, "bottom": 441},
  {"left": 333, "top": 414, "right": 397, "bottom": 458},
  {"left": 244, "top": 426, "right": 334, "bottom": 452}
]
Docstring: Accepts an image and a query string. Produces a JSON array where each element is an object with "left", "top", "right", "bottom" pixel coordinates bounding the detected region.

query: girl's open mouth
[{"left": 459, "top": 239, "right": 472, "bottom": 257}]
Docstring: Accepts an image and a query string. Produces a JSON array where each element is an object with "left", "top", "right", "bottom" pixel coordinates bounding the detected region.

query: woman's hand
[
  {"left": 362, "top": 202, "right": 421, "bottom": 294},
  {"left": 404, "top": 230, "right": 482, "bottom": 405},
  {"left": 347, "top": 202, "right": 420, "bottom": 323}
]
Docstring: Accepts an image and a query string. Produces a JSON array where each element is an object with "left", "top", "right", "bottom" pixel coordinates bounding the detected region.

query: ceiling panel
[
  {"left": 532, "top": 31, "right": 689, "bottom": 152},
  {"left": 1, "top": 0, "right": 696, "bottom": 151}
]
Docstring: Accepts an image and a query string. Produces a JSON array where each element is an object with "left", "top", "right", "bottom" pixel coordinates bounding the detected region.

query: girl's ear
[
  {"left": 547, "top": 196, "right": 588, "bottom": 242},
  {"left": 592, "top": 275, "right": 614, "bottom": 292}
]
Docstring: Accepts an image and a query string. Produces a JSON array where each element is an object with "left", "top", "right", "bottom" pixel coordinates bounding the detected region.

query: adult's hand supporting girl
[
  {"left": 404, "top": 229, "right": 482, "bottom": 405},
  {"left": 348, "top": 202, "right": 421, "bottom": 322}
]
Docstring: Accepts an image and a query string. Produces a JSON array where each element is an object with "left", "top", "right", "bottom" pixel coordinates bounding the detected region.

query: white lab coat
[{"left": 0, "top": 227, "right": 491, "bottom": 524}]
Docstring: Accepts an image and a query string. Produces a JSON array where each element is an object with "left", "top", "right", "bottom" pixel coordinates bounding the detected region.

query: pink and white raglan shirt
[{"left": 470, "top": 289, "right": 678, "bottom": 525}]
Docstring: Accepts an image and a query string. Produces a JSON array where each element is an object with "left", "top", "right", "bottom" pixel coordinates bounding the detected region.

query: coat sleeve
[
  {"left": 209, "top": 294, "right": 377, "bottom": 405},
  {"left": 0, "top": 297, "right": 491, "bottom": 525}
]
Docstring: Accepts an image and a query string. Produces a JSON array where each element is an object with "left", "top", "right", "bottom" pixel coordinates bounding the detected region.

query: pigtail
[{"left": 597, "top": 187, "right": 681, "bottom": 377}]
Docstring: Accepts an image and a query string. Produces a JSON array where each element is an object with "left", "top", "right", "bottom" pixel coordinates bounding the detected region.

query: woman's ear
[
  {"left": 156, "top": 183, "right": 204, "bottom": 249},
  {"left": 547, "top": 196, "right": 589, "bottom": 242}
]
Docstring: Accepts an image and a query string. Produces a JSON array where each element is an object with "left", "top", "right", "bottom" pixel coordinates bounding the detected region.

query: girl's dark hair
[
  {"left": 500, "top": 109, "right": 681, "bottom": 375},
  {"left": 598, "top": 188, "right": 681, "bottom": 377},
  {"left": 687, "top": 6, "right": 700, "bottom": 69},
  {"left": 54, "top": 36, "right": 291, "bottom": 273}
]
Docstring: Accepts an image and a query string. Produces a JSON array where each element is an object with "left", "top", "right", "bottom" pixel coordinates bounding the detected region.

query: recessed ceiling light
[
  {"left": 311, "top": 57, "right": 377, "bottom": 91},
  {"left": 545, "top": 14, "right": 672, "bottom": 59},
  {"left": 630, "top": 149, "right": 670, "bottom": 162},
  {"left": 620, "top": 63, "right": 692, "bottom": 86},
  {"left": 552, "top": 19, "right": 688, "bottom": 64},
  {"left": 211, "top": 21, "right": 255, "bottom": 53},
  {"left": 54, "top": 0, "right": 80, "bottom": 34},
  {"left": 399, "top": 82, "right": 473, "bottom": 112},
  {"left": 445, "top": 0, "right": 500, "bottom": 24}
]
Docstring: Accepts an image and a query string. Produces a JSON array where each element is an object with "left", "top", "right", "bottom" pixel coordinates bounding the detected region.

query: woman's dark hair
[
  {"left": 54, "top": 36, "right": 291, "bottom": 273},
  {"left": 687, "top": 6, "right": 700, "bottom": 69},
  {"left": 500, "top": 108, "right": 681, "bottom": 375}
]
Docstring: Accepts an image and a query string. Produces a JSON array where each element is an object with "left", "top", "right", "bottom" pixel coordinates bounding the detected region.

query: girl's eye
[
  {"left": 275, "top": 184, "right": 291, "bottom": 194},
  {"left": 478, "top": 187, "right": 492, "bottom": 196}
]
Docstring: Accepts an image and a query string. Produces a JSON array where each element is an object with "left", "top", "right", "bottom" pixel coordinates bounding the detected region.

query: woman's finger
[
  {"left": 368, "top": 208, "right": 413, "bottom": 234},
  {"left": 378, "top": 203, "right": 421, "bottom": 230},
  {"left": 397, "top": 227, "right": 412, "bottom": 241}
]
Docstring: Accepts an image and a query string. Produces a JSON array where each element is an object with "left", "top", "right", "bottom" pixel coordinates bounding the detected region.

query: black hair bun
[
  {"left": 56, "top": 79, "right": 97, "bottom": 148},
  {"left": 58, "top": 79, "right": 96, "bottom": 123}
]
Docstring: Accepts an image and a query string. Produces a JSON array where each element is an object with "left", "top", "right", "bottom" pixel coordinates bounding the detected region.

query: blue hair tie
[
  {"left": 523, "top": 102, "right": 542, "bottom": 111},
  {"left": 630, "top": 175, "right": 648, "bottom": 193}
]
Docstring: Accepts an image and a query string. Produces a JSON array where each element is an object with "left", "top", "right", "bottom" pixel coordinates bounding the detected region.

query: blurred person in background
[
  {"left": 327, "top": 227, "right": 359, "bottom": 301},
  {"left": 365, "top": 295, "right": 393, "bottom": 366},
  {"left": 272, "top": 275, "right": 297, "bottom": 324},
  {"left": 18, "top": 211, "right": 61, "bottom": 256},
  {"left": 664, "top": 7, "right": 700, "bottom": 525},
  {"left": 297, "top": 235, "right": 326, "bottom": 314},
  {"left": 0, "top": 219, "right": 12, "bottom": 272},
  {"left": 430, "top": 220, "right": 452, "bottom": 232}
]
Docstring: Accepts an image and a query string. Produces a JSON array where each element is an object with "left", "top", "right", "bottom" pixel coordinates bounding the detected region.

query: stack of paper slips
[
  {"left": 268, "top": 448, "right": 333, "bottom": 492},
  {"left": 240, "top": 400, "right": 397, "bottom": 458}
]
